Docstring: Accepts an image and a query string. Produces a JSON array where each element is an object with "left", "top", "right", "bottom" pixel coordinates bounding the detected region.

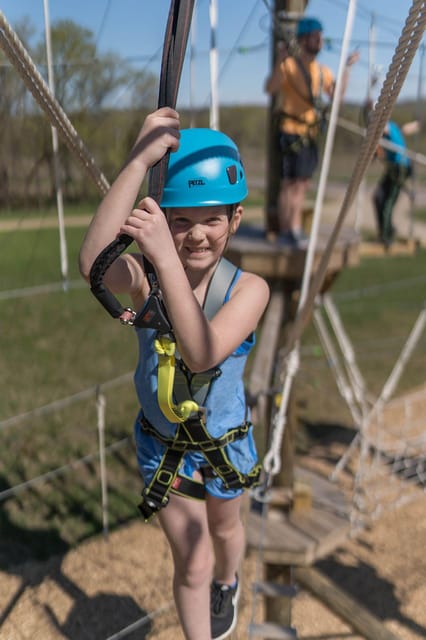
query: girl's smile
[{"left": 168, "top": 205, "right": 241, "bottom": 267}]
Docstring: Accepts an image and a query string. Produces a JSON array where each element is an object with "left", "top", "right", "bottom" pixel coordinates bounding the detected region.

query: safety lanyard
[{"left": 89, "top": 0, "right": 195, "bottom": 332}]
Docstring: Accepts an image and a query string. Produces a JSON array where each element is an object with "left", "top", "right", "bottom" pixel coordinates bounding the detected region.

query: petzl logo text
[{"left": 188, "top": 179, "right": 206, "bottom": 188}]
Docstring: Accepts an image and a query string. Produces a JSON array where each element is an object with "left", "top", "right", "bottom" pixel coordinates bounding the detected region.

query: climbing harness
[
  {"left": 153, "top": 257, "right": 238, "bottom": 422},
  {"left": 278, "top": 56, "right": 329, "bottom": 151},
  {"left": 137, "top": 257, "right": 262, "bottom": 521},
  {"left": 138, "top": 415, "right": 261, "bottom": 521},
  {"left": 89, "top": 0, "right": 195, "bottom": 332}
]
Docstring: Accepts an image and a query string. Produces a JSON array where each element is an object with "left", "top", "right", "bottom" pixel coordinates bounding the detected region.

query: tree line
[{"left": 0, "top": 18, "right": 422, "bottom": 209}]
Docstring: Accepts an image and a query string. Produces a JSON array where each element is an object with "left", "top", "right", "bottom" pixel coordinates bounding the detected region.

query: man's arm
[
  {"left": 264, "top": 41, "right": 289, "bottom": 96},
  {"left": 329, "top": 50, "right": 360, "bottom": 100}
]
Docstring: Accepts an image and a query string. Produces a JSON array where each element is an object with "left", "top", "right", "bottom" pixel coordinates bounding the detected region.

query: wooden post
[
  {"left": 265, "top": 0, "right": 308, "bottom": 235},
  {"left": 265, "top": 564, "right": 293, "bottom": 631}
]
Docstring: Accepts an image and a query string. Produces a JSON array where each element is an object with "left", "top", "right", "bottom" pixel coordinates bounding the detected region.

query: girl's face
[{"left": 168, "top": 205, "right": 241, "bottom": 270}]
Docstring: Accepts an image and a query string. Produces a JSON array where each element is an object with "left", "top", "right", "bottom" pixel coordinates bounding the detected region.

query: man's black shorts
[{"left": 279, "top": 133, "right": 318, "bottom": 179}]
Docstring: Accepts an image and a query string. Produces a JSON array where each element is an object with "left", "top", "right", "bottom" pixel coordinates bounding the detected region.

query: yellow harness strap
[{"left": 154, "top": 335, "right": 199, "bottom": 422}]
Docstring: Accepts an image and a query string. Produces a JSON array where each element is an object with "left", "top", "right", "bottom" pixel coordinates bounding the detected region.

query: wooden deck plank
[{"left": 246, "top": 466, "right": 350, "bottom": 566}]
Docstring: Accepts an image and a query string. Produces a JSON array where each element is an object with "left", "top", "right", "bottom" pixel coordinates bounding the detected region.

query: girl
[{"left": 79, "top": 107, "right": 269, "bottom": 640}]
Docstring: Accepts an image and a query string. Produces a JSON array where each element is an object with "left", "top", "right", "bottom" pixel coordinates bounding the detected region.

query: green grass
[
  {"left": 0, "top": 220, "right": 425, "bottom": 566},
  {"left": 414, "top": 207, "right": 426, "bottom": 223},
  {"left": 0, "top": 201, "right": 96, "bottom": 221},
  {"left": 299, "top": 251, "right": 426, "bottom": 428}
]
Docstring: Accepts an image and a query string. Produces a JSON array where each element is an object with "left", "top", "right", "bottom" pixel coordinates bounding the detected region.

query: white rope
[
  {"left": 0, "top": 10, "right": 110, "bottom": 195},
  {"left": 262, "top": 346, "right": 300, "bottom": 475},
  {"left": 331, "top": 308, "right": 426, "bottom": 484},
  {"left": 322, "top": 293, "right": 370, "bottom": 413},
  {"left": 313, "top": 303, "right": 363, "bottom": 425}
]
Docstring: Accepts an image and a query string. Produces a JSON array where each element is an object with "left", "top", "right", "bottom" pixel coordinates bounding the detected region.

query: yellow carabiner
[{"left": 155, "top": 335, "right": 199, "bottom": 423}]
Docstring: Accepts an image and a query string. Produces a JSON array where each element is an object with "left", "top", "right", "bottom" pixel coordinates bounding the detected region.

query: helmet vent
[{"left": 226, "top": 165, "right": 237, "bottom": 185}]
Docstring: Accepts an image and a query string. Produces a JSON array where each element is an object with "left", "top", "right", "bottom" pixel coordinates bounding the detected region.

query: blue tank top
[
  {"left": 133, "top": 269, "right": 255, "bottom": 439},
  {"left": 384, "top": 121, "right": 410, "bottom": 168}
]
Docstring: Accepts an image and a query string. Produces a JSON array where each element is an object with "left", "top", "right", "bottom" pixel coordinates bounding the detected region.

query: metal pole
[
  {"left": 409, "top": 43, "right": 425, "bottom": 240},
  {"left": 209, "top": 0, "right": 219, "bottom": 130},
  {"left": 367, "top": 12, "right": 376, "bottom": 101},
  {"left": 96, "top": 388, "right": 109, "bottom": 539},
  {"left": 43, "top": 0, "right": 68, "bottom": 290},
  {"left": 189, "top": 0, "right": 197, "bottom": 128}
]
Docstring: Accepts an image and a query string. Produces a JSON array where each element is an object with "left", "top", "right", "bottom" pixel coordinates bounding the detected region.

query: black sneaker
[{"left": 210, "top": 576, "right": 240, "bottom": 640}]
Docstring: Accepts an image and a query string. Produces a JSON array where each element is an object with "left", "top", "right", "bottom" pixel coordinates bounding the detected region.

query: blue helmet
[
  {"left": 161, "top": 128, "right": 248, "bottom": 208},
  {"left": 296, "top": 17, "right": 323, "bottom": 38}
]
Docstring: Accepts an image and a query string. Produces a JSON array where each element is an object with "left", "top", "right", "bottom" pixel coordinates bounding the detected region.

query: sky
[{"left": 0, "top": 0, "right": 424, "bottom": 109}]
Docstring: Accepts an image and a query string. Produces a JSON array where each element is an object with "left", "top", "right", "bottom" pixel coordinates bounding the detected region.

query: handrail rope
[
  {"left": 88, "top": 0, "right": 195, "bottom": 327},
  {"left": 262, "top": 0, "right": 426, "bottom": 478},
  {"left": 337, "top": 115, "right": 426, "bottom": 167},
  {"left": 0, "top": 11, "right": 110, "bottom": 196}
]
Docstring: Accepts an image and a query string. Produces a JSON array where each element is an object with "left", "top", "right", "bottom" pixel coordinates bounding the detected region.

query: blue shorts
[
  {"left": 279, "top": 133, "right": 318, "bottom": 179},
  {"left": 133, "top": 413, "right": 259, "bottom": 500}
]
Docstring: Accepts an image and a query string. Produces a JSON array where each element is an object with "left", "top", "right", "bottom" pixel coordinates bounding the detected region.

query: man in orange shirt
[{"left": 265, "top": 17, "right": 358, "bottom": 246}]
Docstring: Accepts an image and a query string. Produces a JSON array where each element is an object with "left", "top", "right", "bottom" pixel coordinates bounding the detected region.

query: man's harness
[
  {"left": 279, "top": 56, "right": 329, "bottom": 154},
  {"left": 138, "top": 258, "right": 261, "bottom": 522}
]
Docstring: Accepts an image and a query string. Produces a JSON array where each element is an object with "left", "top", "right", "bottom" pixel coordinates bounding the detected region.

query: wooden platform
[
  {"left": 246, "top": 466, "right": 350, "bottom": 566},
  {"left": 226, "top": 223, "right": 360, "bottom": 280},
  {"left": 359, "top": 238, "right": 420, "bottom": 257}
]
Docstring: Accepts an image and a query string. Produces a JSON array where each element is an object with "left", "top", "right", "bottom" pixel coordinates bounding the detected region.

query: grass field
[{"left": 0, "top": 217, "right": 425, "bottom": 565}]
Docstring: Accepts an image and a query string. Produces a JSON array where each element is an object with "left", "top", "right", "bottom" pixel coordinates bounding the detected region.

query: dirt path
[{"left": 1, "top": 479, "right": 425, "bottom": 640}]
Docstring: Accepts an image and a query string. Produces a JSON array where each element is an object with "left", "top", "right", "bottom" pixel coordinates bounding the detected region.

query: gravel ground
[{"left": 1, "top": 467, "right": 425, "bottom": 640}]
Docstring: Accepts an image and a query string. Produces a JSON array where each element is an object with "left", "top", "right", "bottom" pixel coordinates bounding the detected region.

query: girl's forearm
[{"left": 79, "top": 159, "right": 147, "bottom": 278}]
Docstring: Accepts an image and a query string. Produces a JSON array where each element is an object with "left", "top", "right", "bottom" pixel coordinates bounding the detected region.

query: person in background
[
  {"left": 373, "top": 118, "right": 416, "bottom": 248},
  {"left": 265, "top": 16, "right": 359, "bottom": 247},
  {"left": 79, "top": 107, "right": 269, "bottom": 640}
]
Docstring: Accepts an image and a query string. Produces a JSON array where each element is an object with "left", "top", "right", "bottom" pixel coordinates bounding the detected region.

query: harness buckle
[
  {"left": 133, "top": 291, "right": 172, "bottom": 333},
  {"left": 138, "top": 487, "right": 169, "bottom": 522},
  {"left": 119, "top": 308, "right": 137, "bottom": 325}
]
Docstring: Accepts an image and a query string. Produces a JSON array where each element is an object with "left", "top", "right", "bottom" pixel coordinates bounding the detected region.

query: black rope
[{"left": 89, "top": 0, "right": 195, "bottom": 327}]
